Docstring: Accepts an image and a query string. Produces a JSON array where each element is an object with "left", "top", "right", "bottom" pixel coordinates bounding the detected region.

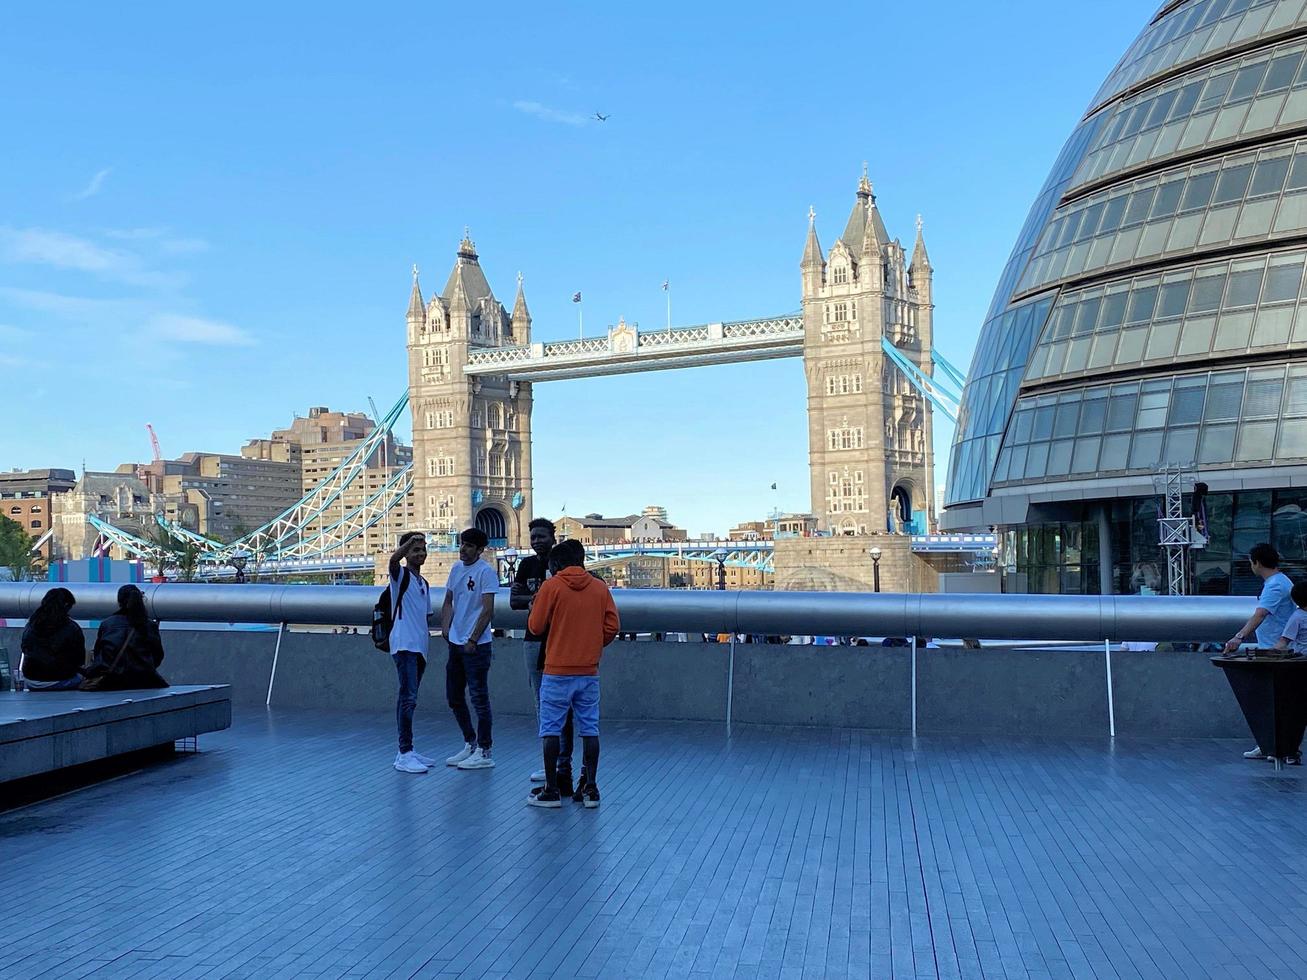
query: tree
[
  {"left": 143, "top": 524, "right": 179, "bottom": 581},
  {"left": 176, "top": 541, "right": 201, "bottom": 583},
  {"left": 0, "top": 514, "right": 41, "bottom": 581}
]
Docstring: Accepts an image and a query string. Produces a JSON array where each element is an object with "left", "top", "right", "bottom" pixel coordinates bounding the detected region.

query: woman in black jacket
[
  {"left": 83, "top": 585, "right": 168, "bottom": 690},
  {"left": 20, "top": 587, "right": 86, "bottom": 690}
]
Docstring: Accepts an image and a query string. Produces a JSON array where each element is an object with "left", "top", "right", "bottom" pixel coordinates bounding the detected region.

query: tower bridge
[
  {"left": 86, "top": 173, "right": 965, "bottom": 579},
  {"left": 411, "top": 172, "right": 945, "bottom": 548}
]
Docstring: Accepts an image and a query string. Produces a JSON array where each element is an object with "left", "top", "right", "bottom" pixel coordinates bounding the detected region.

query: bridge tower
[
  {"left": 801, "top": 173, "right": 935, "bottom": 534},
  {"left": 406, "top": 234, "right": 533, "bottom": 548}
]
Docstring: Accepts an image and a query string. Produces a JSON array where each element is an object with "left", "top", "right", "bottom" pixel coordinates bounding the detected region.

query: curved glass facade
[{"left": 945, "top": 1, "right": 1307, "bottom": 593}]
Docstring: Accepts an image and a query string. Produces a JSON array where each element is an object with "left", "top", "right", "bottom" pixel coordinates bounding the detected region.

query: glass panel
[
  {"left": 1099, "top": 433, "right": 1131, "bottom": 470},
  {"left": 1079, "top": 396, "right": 1108, "bottom": 434},
  {"left": 1164, "top": 427, "right": 1200, "bottom": 464},
  {"left": 1047, "top": 440, "right": 1074, "bottom": 477},
  {"left": 1032, "top": 404, "right": 1055, "bottom": 440},
  {"left": 1145, "top": 319, "right": 1182, "bottom": 360},
  {"left": 1168, "top": 379, "right": 1207, "bottom": 424},
  {"left": 1190, "top": 268, "right": 1227, "bottom": 311},
  {"left": 1072, "top": 437, "right": 1101, "bottom": 473},
  {"left": 1136, "top": 382, "right": 1172, "bottom": 428},
  {"left": 1158, "top": 276, "right": 1192, "bottom": 317},
  {"left": 1213, "top": 310, "right": 1254, "bottom": 349},
  {"left": 1127, "top": 282, "right": 1159, "bottom": 322},
  {"left": 1236, "top": 420, "right": 1279, "bottom": 460},
  {"left": 1251, "top": 153, "right": 1291, "bottom": 196},
  {"left": 1178, "top": 314, "right": 1217, "bottom": 356},
  {"left": 1206, "top": 374, "right": 1246, "bottom": 419},
  {"left": 1106, "top": 386, "right": 1139, "bottom": 430},
  {"left": 1225, "top": 261, "right": 1265, "bottom": 306},
  {"left": 1129, "top": 430, "right": 1165, "bottom": 469},
  {"left": 1214, "top": 161, "right": 1254, "bottom": 203},
  {"left": 1024, "top": 442, "right": 1050, "bottom": 479},
  {"left": 1245, "top": 372, "right": 1285, "bottom": 415},
  {"left": 1200, "top": 423, "right": 1237, "bottom": 463},
  {"left": 1251, "top": 305, "right": 1294, "bottom": 345},
  {"left": 1263, "top": 255, "right": 1304, "bottom": 301}
]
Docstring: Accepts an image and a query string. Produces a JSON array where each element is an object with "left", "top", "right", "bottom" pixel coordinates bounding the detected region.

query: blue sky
[{"left": 1, "top": 1, "right": 1150, "bottom": 535}]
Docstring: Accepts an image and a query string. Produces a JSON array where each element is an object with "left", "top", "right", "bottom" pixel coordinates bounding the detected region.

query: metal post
[
  {"left": 266, "top": 621, "right": 286, "bottom": 707},
  {"left": 910, "top": 634, "right": 918, "bottom": 737},
  {"left": 1104, "top": 638, "right": 1116, "bottom": 738},
  {"left": 726, "top": 633, "right": 735, "bottom": 736}
]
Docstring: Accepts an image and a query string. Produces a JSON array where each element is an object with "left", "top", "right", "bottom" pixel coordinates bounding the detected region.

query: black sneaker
[
  {"left": 528, "top": 787, "right": 561, "bottom": 808},
  {"left": 1289, "top": 755, "right": 1303, "bottom": 766},
  {"left": 572, "top": 769, "right": 587, "bottom": 803},
  {"left": 581, "top": 783, "right": 600, "bottom": 809}
]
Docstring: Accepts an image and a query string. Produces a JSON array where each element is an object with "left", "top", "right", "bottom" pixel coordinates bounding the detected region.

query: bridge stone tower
[
  {"left": 406, "top": 234, "right": 533, "bottom": 547},
  {"left": 801, "top": 173, "right": 935, "bottom": 534}
]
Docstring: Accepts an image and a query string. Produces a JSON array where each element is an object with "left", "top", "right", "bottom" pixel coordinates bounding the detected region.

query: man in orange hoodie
[{"left": 525, "top": 539, "right": 620, "bottom": 808}]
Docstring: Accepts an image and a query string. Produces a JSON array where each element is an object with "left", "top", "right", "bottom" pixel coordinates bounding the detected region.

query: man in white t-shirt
[
  {"left": 440, "top": 527, "right": 498, "bottom": 770},
  {"left": 389, "top": 532, "right": 434, "bottom": 774},
  {"left": 1224, "top": 543, "right": 1300, "bottom": 762}
]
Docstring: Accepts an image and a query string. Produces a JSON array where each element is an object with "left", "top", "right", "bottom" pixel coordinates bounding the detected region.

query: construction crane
[{"left": 146, "top": 424, "right": 162, "bottom": 463}]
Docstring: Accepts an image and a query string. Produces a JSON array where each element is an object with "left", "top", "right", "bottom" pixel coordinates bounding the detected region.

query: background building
[
  {"left": 945, "top": 1, "right": 1307, "bottom": 596},
  {"left": 0, "top": 468, "right": 76, "bottom": 560},
  {"left": 556, "top": 511, "right": 689, "bottom": 545}
]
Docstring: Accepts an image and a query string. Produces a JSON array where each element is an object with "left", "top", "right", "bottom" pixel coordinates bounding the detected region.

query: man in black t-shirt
[{"left": 511, "top": 517, "right": 576, "bottom": 795}]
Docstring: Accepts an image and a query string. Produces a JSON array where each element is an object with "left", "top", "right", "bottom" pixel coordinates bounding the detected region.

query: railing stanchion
[
  {"left": 266, "top": 621, "right": 286, "bottom": 707},
  {"left": 726, "top": 634, "right": 735, "bottom": 735},
  {"left": 1105, "top": 638, "right": 1116, "bottom": 738},
  {"left": 911, "top": 635, "right": 918, "bottom": 737}
]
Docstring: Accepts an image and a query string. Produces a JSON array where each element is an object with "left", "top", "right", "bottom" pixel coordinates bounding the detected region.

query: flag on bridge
[
  {"left": 770, "top": 483, "right": 777, "bottom": 490},
  {"left": 661, "top": 279, "right": 669, "bottom": 291},
  {"left": 572, "top": 291, "right": 582, "bottom": 303}
]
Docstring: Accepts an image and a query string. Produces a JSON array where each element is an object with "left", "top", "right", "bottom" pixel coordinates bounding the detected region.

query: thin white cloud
[
  {"left": 147, "top": 314, "right": 255, "bottom": 347},
  {"left": 513, "top": 100, "right": 589, "bottom": 127},
  {"left": 0, "top": 286, "right": 144, "bottom": 319},
  {"left": 71, "top": 168, "right": 111, "bottom": 201},
  {"left": 104, "top": 227, "right": 210, "bottom": 254},
  {"left": 0, "top": 226, "right": 178, "bottom": 288},
  {"left": 0, "top": 323, "right": 32, "bottom": 340}
]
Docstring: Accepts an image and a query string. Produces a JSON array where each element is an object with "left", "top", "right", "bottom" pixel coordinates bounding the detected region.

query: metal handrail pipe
[{"left": 0, "top": 583, "right": 1254, "bottom": 642}]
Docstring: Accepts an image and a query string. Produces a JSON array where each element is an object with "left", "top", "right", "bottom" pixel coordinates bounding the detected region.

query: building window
[
  {"left": 30, "top": 504, "right": 41, "bottom": 513},
  {"left": 489, "top": 453, "right": 502, "bottom": 477},
  {"left": 834, "top": 302, "right": 848, "bottom": 322},
  {"left": 8, "top": 506, "right": 19, "bottom": 515},
  {"left": 425, "top": 412, "right": 435, "bottom": 430},
  {"left": 30, "top": 520, "right": 40, "bottom": 529},
  {"left": 833, "top": 265, "right": 848, "bottom": 285},
  {"left": 488, "top": 403, "right": 502, "bottom": 430}
]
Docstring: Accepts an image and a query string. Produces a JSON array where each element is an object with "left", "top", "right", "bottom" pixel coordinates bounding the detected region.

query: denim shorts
[{"left": 538, "top": 674, "right": 599, "bottom": 738}]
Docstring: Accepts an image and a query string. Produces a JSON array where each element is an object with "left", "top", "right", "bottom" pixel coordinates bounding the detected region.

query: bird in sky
[{"left": 594, "top": 112, "right": 609, "bottom": 122}]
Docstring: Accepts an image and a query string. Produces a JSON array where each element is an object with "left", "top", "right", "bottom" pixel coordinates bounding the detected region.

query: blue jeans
[
  {"left": 539, "top": 674, "right": 600, "bottom": 738},
  {"left": 447, "top": 641, "right": 492, "bottom": 750},
  {"left": 27, "top": 675, "right": 84, "bottom": 691},
  {"left": 393, "top": 651, "right": 426, "bottom": 754},
  {"left": 527, "top": 644, "right": 573, "bottom": 775}
]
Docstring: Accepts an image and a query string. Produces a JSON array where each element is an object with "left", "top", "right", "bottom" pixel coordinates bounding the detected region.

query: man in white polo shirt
[
  {"left": 389, "top": 531, "right": 434, "bottom": 774},
  {"left": 440, "top": 527, "right": 498, "bottom": 770}
]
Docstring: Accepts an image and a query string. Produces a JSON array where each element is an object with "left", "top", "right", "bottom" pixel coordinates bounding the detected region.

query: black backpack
[{"left": 371, "top": 570, "right": 411, "bottom": 653}]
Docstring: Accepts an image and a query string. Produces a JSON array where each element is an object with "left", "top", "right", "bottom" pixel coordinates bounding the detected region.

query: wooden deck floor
[{"left": 2, "top": 707, "right": 1306, "bottom": 979}]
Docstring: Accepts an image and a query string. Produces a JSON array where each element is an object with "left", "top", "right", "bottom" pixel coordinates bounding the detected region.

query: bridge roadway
[{"left": 463, "top": 315, "right": 804, "bottom": 381}]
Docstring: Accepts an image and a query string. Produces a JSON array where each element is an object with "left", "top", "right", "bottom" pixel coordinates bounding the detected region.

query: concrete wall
[{"left": 0, "top": 628, "right": 1249, "bottom": 738}]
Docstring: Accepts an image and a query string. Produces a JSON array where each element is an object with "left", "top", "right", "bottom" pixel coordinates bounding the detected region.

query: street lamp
[
  {"left": 231, "top": 551, "right": 250, "bottom": 584},
  {"left": 711, "top": 549, "right": 727, "bottom": 591},
  {"left": 869, "top": 546, "right": 881, "bottom": 593}
]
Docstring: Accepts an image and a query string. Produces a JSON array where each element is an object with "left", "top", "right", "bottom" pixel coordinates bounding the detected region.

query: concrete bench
[{"left": 0, "top": 685, "right": 232, "bottom": 783}]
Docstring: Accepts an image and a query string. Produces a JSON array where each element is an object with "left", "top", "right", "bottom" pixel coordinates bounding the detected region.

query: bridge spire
[
  {"left": 801, "top": 206, "right": 824, "bottom": 271},
  {"left": 407, "top": 265, "right": 425, "bottom": 321},
  {"left": 511, "top": 271, "right": 531, "bottom": 341}
]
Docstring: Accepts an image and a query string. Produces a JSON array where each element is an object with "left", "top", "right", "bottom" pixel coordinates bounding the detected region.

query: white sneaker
[
  {"left": 394, "top": 751, "right": 429, "bottom": 774},
  {"left": 412, "top": 751, "right": 438, "bottom": 767},
  {"left": 1243, "top": 746, "right": 1267, "bottom": 760},
  {"left": 445, "top": 743, "right": 475, "bottom": 766},
  {"left": 458, "top": 747, "right": 496, "bottom": 770},
  {"left": 530, "top": 769, "right": 546, "bottom": 782}
]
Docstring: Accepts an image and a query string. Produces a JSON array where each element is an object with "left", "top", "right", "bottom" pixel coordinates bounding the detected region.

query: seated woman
[
  {"left": 82, "top": 585, "right": 168, "bottom": 691},
  {"left": 20, "top": 587, "right": 86, "bottom": 691}
]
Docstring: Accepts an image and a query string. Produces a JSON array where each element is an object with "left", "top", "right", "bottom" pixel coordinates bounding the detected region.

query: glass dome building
[{"left": 944, "top": 0, "right": 1307, "bottom": 596}]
